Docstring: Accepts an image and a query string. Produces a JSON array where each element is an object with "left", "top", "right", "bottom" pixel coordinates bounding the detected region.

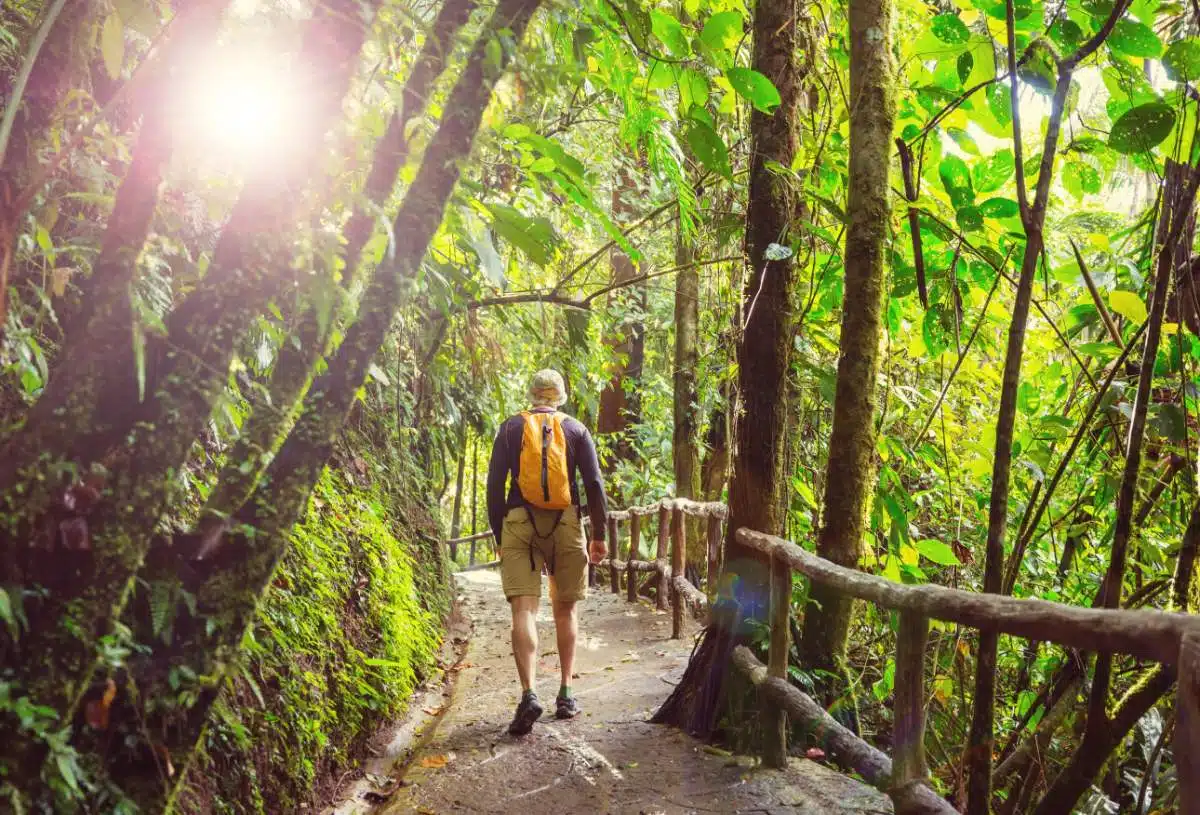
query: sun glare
[{"left": 172, "top": 38, "right": 309, "bottom": 173}]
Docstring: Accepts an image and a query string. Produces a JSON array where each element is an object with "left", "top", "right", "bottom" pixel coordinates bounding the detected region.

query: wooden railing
[
  {"left": 442, "top": 499, "right": 727, "bottom": 636},
  {"left": 443, "top": 497, "right": 1200, "bottom": 814},
  {"left": 733, "top": 527, "right": 1200, "bottom": 815},
  {"left": 598, "top": 498, "right": 727, "bottom": 638},
  {"left": 443, "top": 529, "right": 497, "bottom": 568}
]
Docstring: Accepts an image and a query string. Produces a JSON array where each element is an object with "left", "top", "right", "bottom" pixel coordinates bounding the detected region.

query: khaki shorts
[{"left": 500, "top": 506, "right": 588, "bottom": 603}]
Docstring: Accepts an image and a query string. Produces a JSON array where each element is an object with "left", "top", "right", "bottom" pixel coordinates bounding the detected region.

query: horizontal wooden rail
[
  {"left": 735, "top": 528, "right": 1200, "bottom": 664},
  {"left": 445, "top": 530, "right": 493, "bottom": 544}
]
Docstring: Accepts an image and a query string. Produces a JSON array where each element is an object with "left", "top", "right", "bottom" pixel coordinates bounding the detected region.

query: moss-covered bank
[{"left": 176, "top": 464, "right": 449, "bottom": 814}]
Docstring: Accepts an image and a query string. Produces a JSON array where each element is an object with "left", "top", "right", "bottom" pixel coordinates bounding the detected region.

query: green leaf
[
  {"left": 700, "top": 11, "right": 743, "bottom": 52},
  {"left": 915, "top": 539, "right": 961, "bottom": 566},
  {"left": 1163, "top": 39, "right": 1200, "bottom": 82},
  {"left": 528, "top": 156, "right": 555, "bottom": 172},
  {"left": 938, "top": 154, "right": 974, "bottom": 208},
  {"left": 101, "top": 13, "right": 124, "bottom": 79},
  {"left": 0, "top": 587, "right": 16, "bottom": 639},
  {"left": 486, "top": 204, "right": 558, "bottom": 266},
  {"left": 978, "top": 197, "right": 1019, "bottom": 218},
  {"left": 685, "top": 120, "right": 731, "bottom": 179},
  {"left": 988, "top": 82, "right": 1012, "bottom": 126},
  {"left": 1108, "top": 19, "right": 1162, "bottom": 58},
  {"left": 1048, "top": 18, "right": 1084, "bottom": 51},
  {"left": 677, "top": 67, "right": 710, "bottom": 112},
  {"left": 957, "top": 50, "right": 974, "bottom": 84},
  {"left": 1063, "top": 161, "right": 1101, "bottom": 200},
  {"left": 1081, "top": 0, "right": 1114, "bottom": 16},
  {"left": 972, "top": 148, "right": 1015, "bottom": 193},
  {"left": 726, "top": 67, "right": 782, "bottom": 113},
  {"left": 1109, "top": 290, "right": 1148, "bottom": 323},
  {"left": 1109, "top": 102, "right": 1176, "bottom": 154},
  {"left": 932, "top": 13, "right": 971, "bottom": 44},
  {"left": 650, "top": 10, "right": 690, "bottom": 57},
  {"left": 956, "top": 205, "right": 983, "bottom": 232}
]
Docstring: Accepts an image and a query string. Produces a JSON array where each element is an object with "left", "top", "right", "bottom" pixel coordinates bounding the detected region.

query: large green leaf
[
  {"left": 1109, "top": 290, "right": 1147, "bottom": 323},
  {"left": 650, "top": 9, "right": 690, "bottom": 57},
  {"left": 915, "top": 539, "right": 961, "bottom": 566},
  {"left": 486, "top": 204, "right": 558, "bottom": 266},
  {"left": 726, "top": 67, "right": 782, "bottom": 113},
  {"left": 988, "top": 82, "right": 1012, "bottom": 127},
  {"left": 931, "top": 13, "right": 971, "bottom": 45},
  {"left": 685, "top": 120, "right": 731, "bottom": 179},
  {"left": 1109, "top": 102, "right": 1176, "bottom": 154},
  {"left": 939, "top": 154, "right": 974, "bottom": 208},
  {"left": 1108, "top": 19, "right": 1162, "bottom": 58},
  {"left": 1163, "top": 39, "right": 1200, "bottom": 81},
  {"left": 972, "top": 148, "right": 1015, "bottom": 193},
  {"left": 1063, "top": 161, "right": 1101, "bottom": 200},
  {"left": 978, "top": 197, "right": 1019, "bottom": 218},
  {"left": 700, "top": 10, "right": 743, "bottom": 52}
]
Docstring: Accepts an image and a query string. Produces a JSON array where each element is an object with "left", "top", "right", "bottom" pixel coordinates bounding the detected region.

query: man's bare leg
[
  {"left": 511, "top": 595, "right": 539, "bottom": 691},
  {"left": 508, "top": 595, "right": 544, "bottom": 735},
  {"left": 551, "top": 593, "right": 581, "bottom": 718},
  {"left": 552, "top": 597, "right": 578, "bottom": 688}
]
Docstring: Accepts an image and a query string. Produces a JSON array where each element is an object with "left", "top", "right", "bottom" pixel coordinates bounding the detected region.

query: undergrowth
[{"left": 180, "top": 466, "right": 447, "bottom": 814}]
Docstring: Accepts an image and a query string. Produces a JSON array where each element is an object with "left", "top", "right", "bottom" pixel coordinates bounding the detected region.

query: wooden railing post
[
  {"left": 671, "top": 504, "right": 685, "bottom": 639},
  {"left": 893, "top": 611, "right": 930, "bottom": 790},
  {"left": 656, "top": 503, "right": 670, "bottom": 611},
  {"left": 608, "top": 516, "right": 620, "bottom": 594},
  {"left": 627, "top": 511, "right": 641, "bottom": 603},
  {"left": 705, "top": 513, "right": 722, "bottom": 593},
  {"left": 1177, "top": 628, "right": 1200, "bottom": 815},
  {"left": 469, "top": 539, "right": 477, "bottom": 566},
  {"left": 763, "top": 551, "right": 790, "bottom": 768}
]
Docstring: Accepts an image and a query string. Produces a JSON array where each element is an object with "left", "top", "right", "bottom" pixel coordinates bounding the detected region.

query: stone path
[{"left": 338, "top": 569, "right": 891, "bottom": 815}]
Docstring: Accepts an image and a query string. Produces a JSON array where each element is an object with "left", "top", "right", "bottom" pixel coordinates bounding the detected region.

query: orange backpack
[{"left": 517, "top": 411, "right": 571, "bottom": 510}]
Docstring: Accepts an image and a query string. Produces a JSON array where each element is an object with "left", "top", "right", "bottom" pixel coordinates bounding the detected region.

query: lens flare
[{"left": 172, "top": 37, "right": 307, "bottom": 173}]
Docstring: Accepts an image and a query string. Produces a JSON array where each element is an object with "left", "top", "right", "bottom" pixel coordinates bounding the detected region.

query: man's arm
[
  {"left": 485, "top": 422, "right": 509, "bottom": 541},
  {"left": 575, "top": 425, "right": 608, "bottom": 544}
]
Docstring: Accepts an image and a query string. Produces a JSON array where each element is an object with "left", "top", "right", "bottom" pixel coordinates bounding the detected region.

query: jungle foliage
[{"left": 3, "top": 0, "right": 1200, "bottom": 810}]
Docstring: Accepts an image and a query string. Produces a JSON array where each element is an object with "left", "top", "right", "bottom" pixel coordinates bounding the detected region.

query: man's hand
[{"left": 588, "top": 539, "right": 607, "bottom": 565}]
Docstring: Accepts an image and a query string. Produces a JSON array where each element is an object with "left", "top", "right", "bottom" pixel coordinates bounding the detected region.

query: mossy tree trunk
[
  {"left": 797, "top": 0, "right": 895, "bottom": 710},
  {"left": 654, "top": 0, "right": 801, "bottom": 740},
  {"left": 99, "top": 1, "right": 543, "bottom": 805}
]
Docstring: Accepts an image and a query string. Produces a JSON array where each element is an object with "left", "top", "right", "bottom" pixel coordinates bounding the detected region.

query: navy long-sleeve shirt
[{"left": 486, "top": 408, "right": 608, "bottom": 543}]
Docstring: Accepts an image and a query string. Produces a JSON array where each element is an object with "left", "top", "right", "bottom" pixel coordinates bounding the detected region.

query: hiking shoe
[
  {"left": 507, "top": 690, "right": 543, "bottom": 735},
  {"left": 555, "top": 694, "right": 580, "bottom": 720}
]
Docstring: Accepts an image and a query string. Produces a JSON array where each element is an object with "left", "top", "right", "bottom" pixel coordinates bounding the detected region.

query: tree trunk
[
  {"left": 597, "top": 161, "right": 642, "bottom": 464},
  {"left": 797, "top": 0, "right": 894, "bottom": 709},
  {"left": 700, "top": 373, "right": 731, "bottom": 501},
  {"left": 654, "top": 0, "right": 801, "bottom": 740},
  {"left": 674, "top": 212, "right": 703, "bottom": 567}
]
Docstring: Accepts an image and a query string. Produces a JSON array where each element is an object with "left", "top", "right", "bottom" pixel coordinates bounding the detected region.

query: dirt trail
[{"left": 338, "top": 569, "right": 891, "bottom": 815}]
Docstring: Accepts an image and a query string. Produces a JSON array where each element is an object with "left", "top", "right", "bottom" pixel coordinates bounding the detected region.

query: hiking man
[{"left": 486, "top": 369, "right": 608, "bottom": 735}]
